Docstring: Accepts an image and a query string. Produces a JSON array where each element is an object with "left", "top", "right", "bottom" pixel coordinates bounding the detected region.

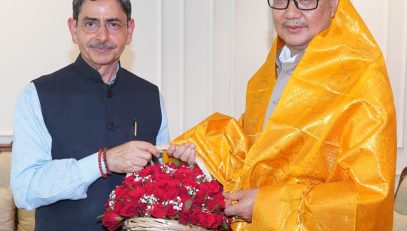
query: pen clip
[{"left": 133, "top": 120, "right": 137, "bottom": 137}]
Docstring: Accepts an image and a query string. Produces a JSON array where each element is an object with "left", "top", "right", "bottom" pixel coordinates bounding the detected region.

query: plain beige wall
[{"left": 0, "top": 1, "right": 77, "bottom": 139}]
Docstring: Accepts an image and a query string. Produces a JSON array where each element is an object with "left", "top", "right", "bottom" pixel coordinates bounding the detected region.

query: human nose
[
  {"left": 285, "top": 0, "right": 302, "bottom": 17},
  {"left": 96, "top": 24, "right": 109, "bottom": 40}
]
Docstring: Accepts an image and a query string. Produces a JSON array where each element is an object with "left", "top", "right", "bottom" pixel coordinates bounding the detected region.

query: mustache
[
  {"left": 87, "top": 40, "right": 117, "bottom": 49},
  {"left": 283, "top": 19, "right": 307, "bottom": 27}
]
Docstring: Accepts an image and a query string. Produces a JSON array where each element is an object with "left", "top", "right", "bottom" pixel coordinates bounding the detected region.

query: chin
[
  {"left": 284, "top": 39, "right": 309, "bottom": 48},
  {"left": 90, "top": 55, "right": 116, "bottom": 65}
]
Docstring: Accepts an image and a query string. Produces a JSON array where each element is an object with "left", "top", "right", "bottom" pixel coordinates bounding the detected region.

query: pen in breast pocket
[{"left": 133, "top": 119, "right": 137, "bottom": 137}]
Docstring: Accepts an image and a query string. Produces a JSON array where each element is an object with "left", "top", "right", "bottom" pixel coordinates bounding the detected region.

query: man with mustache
[
  {"left": 10, "top": 0, "right": 194, "bottom": 230},
  {"left": 172, "top": 0, "right": 396, "bottom": 230}
]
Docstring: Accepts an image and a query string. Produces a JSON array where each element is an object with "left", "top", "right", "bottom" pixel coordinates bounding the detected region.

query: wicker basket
[{"left": 123, "top": 217, "right": 211, "bottom": 231}]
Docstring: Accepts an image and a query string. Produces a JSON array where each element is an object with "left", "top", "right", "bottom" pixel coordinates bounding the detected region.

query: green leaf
[
  {"left": 184, "top": 199, "right": 192, "bottom": 211},
  {"left": 221, "top": 221, "right": 229, "bottom": 230},
  {"left": 173, "top": 159, "right": 180, "bottom": 167},
  {"left": 115, "top": 216, "right": 123, "bottom": 222},
  {"left": 96, "top": 214, "right": 104, "bottom": 220}
]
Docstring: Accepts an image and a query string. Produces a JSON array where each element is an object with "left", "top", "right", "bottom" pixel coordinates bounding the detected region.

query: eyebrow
[
  {"left": 82, "top": 16, "right": 98, "bottom": 21},
  {"left": 82, "top": 16, "right": 122, "bottom": 22},
  {"left": 106, "top": 18, "right": 122, "bottom": 23}
]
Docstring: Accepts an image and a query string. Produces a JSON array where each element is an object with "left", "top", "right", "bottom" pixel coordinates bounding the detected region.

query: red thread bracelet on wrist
[
  {"left": 98, "top": 148, "right": 107, "bottom": 179},
  {"left": 102, "top": 148, "right": 111, "bottom": 176}
]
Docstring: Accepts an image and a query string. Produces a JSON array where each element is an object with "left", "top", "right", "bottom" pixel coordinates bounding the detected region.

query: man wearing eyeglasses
[
  {"left": 172, "top": 0, "right": 396, "bottom": 230},
  {"left": 10, "top": 0, "right": 194, "bottom": 230}
]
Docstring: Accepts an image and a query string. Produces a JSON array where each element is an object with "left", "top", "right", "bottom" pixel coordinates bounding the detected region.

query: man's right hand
[
  {"left": 105, "top": 141, "right": 160, "bottom": 173},
  {"left": 166, "top": 142, "right": 196, "bottom": 165}
]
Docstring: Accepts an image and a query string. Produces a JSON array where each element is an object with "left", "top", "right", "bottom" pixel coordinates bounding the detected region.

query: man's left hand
[{"left": 224, "top": 188, "right": 259, "bottom": 222}]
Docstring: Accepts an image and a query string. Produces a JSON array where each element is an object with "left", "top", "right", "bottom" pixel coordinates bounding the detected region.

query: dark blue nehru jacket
[{"left": 32, "top": 55, "right": 162, "bottom": 230}]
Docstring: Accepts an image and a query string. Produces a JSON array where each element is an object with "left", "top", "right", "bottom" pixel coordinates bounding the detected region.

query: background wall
[{"left": 1, "top": 0, "right": 406, "bottom": 177}]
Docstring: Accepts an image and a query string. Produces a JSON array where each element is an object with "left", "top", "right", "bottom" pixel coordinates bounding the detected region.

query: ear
[
  {"left": 126, "top": 19, "right": 135, "bottom": 45},
  {"left": 330, "top": 0, "right": 340, "bottom": 17},
  {"left": 68, "top": 18, "right": 79, "bottom": 44}
]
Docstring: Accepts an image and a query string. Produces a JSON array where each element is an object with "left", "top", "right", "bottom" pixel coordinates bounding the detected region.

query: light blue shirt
[{"left": 11, "top": 82, "right": 169, "bottom": 210}]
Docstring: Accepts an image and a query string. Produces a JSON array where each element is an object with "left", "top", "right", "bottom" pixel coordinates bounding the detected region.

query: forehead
[{"left": 79, "top": 0, "right": 127, "bottom": 19}]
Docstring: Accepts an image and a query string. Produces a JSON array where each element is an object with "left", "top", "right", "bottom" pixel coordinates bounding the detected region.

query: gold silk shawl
[{"left": 170, "top": 0, "right": 396, "bottom": 230}]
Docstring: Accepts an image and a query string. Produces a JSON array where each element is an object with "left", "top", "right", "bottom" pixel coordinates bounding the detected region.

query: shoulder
[
  {"left": 32, "top": 63, "right": 76, "bottom": 85},
  {"left": 16, "top": 83, "right": 38, "bottom": 106}
]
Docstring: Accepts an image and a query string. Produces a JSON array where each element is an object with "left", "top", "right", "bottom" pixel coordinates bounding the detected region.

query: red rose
[
  {"left": 150, "top": 204, "right": 166, "bottom": 218},
  {"left": 129, "top": 187, "right": 144, "bottom": 200},
  {"left": 113, "top": 200, "right": 125, "bottom": 213},
  {"left": 102, "top": 210, "right": 123, "bottom": 231},
  {"left": 135, "top": 199, "right": 148, "bottom": 215},
  {"left": 203, "top": 213, "right": 223, "bottom": 229},
  {"left": 206, "top": 194, "right": 225, "bottom": 211},
  {"left": 162, "top": 189, "right": 177, "bottom": 202},
  {"left": 156, "top": 175, "right": 173, "bottom": 190},
  {"left": 190, "top": 208, "right": 206, "bottom": 226},
  {"left": 151, "top": 185, "right": 165, "bottom": 199},
  {"left": 178, "top": 212, "right": 190, "bottom": 225},
  {"left": 114, "top": 186, "right": 131, "bottom": 201},
  {"left": 139, "top": 166, "right": 153, "bottom": 176},
  {"left": 119, "top": 201, "right": 138, "bottom": 218},
  {"left": 174, "top": 166, "right": 193, "bottom": 180},
  {"left": 208, "top": 180, "right": 222, "bottom": 192},
  {"left": 124, "top": 175, "right": 136, "bottom": 186},
  {"left": 166, "top": 205, "right": 180, "bottom": 217}
]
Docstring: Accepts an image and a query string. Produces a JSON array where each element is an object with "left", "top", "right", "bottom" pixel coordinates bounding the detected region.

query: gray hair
[{"left": 72, "top": 0, "right": 132, "bottom": 21}]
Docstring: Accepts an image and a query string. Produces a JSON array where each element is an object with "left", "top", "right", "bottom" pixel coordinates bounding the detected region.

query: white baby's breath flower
[
  {"left": 160, "top": 164, "right": 177, "bottom": 174},
  {"left": 108, "top": 200, "right": 115, "bottom": 209},
  {"left": 109, "top": 190, "right": 116, "bottom": 200},
  {"left": 163, "top": 196, "right": 183, "bottom": 211},
  {"left": 134, "top": 174, "right": 153, "bottom": 183},
  {"left": 140, "top": 194, "right": 159, "bottom": 205},
  {"left": 140, "top": 194, "right": 159, "bottom": 214},
  {"left": 186, "top": 186, "right": 199, "bottom": 198}
]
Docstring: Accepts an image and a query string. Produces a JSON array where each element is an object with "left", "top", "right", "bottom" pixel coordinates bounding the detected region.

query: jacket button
[
  {"left": 108, "top": 121, "right": 115, "bottom": 131},
  {"left": 107, "top": 90, "right": 113, "bottom": 98}
]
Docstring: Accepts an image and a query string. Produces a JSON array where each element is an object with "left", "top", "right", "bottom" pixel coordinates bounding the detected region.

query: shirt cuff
[{"left": 77, "top": 153, "right": 103, "bottom": 183}]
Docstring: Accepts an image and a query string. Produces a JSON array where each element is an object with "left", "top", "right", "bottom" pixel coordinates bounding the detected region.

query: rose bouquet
[{"left": 102, "top": 162, "right": 231, "bottom": 231}]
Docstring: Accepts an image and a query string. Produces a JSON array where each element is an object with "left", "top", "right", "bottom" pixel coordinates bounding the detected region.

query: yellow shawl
[{"left": 170, "top": 0, "right": 396, "bottom": 230}]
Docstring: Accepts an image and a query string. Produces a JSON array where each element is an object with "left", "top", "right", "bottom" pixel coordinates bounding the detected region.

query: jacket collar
[{"left": 72, "top": 54, "right": 121, "bottom": 85}]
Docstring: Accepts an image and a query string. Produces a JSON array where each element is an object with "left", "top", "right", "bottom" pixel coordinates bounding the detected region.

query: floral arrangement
[{"left": 102, "top": 162, "right": 230, "bottom": 231}]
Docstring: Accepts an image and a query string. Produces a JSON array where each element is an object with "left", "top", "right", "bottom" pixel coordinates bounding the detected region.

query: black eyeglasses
[{"left": 267, "top": 0, "right": 320, "bottom": 11}]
